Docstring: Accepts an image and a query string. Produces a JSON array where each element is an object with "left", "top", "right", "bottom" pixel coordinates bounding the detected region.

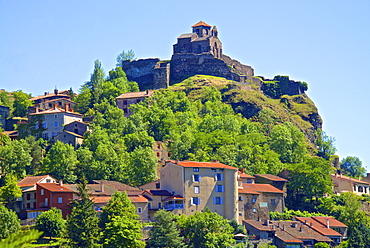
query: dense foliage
[{"left": 35, "top": 207, "right": 65, "bottom": 239}]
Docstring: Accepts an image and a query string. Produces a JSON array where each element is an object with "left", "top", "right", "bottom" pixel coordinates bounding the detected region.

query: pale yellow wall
[
  {"left": 133, "top": 202, "right": 149, "bottom": 222},
  {"left": 160, "top": 163, "right": 184, "bottom": 196},
  {"left": 42, "top": 113, "right": 82, "bottom": 140},
  {"left": 332, "top": 176, "right": 370, "bottom": 196}
]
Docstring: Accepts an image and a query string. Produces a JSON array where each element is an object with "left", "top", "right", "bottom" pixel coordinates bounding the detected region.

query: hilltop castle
[{"left": 122, "top": 21, "right": 255, "bottom": 90}]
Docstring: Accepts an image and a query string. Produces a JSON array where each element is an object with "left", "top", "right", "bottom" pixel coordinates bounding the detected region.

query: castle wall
[
  {"left": 222, "top": 54, "right": 254, "bottom": 81},
  {"left": 0, "top": 106, "right": 10, "bottom": 130}
]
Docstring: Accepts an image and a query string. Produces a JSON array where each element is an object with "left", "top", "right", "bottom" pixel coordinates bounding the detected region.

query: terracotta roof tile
[
  {"left": 30, "top": 93, "right": 71, "bottom": 101},
  {"left": 116, "top": 91, "right": 154, "bottom": 99},
  {"left": 18, "top": 175, "right": 52, "bottom": 188},
  {"left": 129, "top": 195, "right": 149, "bottom": 203},
  {"left": 238, "top": 183, "right": 284, "bottom": 194},
  {"left": 192, "top": 21, "right": 212, "bottom": 27},
  {"left": 91, "top": 196, "right": 111, "bottom": 204},
  {"left": 296, "top": 217, "right": 342, "bottom": 236},
  {"left": 255, "top": 174, "right": 288, "bottom": 182},
  {"left": 29, "top": 106, "right": 82, "bottom": 116},
  {"left": 312, "top": 216, "right": 347, "bottom": 228},
  {"left": 37, "top": 183, "right": 74, "bottom": 193},
  {"left": 331, "top": 174, "right": 369, "bottom": 185},
  {"left": 243, "top": 220, "right": 274, "bottom": 231},
  {"left": 274, "top": 230, "right": 303, "bottom": 243},
  {"left": 169, "top": 161, "right": 238, "bottom": 170},
  {"left": 239, "top": 173, "right": 255, "bottom": 179}
]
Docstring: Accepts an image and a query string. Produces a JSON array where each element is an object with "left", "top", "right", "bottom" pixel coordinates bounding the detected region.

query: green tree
[
  {"left": 24, "top": 135, "right": 47, "bottom": 175},
  {"left": 340, "top": 156, "right": 366, "bottom": 178},
  {"left": 11, "top": 90, "right": 32, "bottom": 117},
  {"left": 347, "top": 222, "right": 370, "bottom": 248},
  {"left": 0, "top": 175, "right": 22, "bottom": 208},
  {"left": 42, "top": 141, "right": 77, "bottom": 183},
  {"left": 0, "top": 204, "right": 20, "bottom": 239},
  {"left": 314, "top": 242, "right": 331, "bottom": 248},
  {"left": 147, "top": 209, "right": 186, "bottom": 248},
  {"left": 65, "top": 182, "right": 100, "bottom": 248},
  {"left": 179, "top": 208, "right": 235, "bottom": 248},
  {"left": 0, "top": 229, "right": 42, "bottom": 248},
  {"left": 35, "top": 207, "right": 65, "bottom": 239},
  {"left": 116, "top": 49, "right": 136, "bottom": 66},
  {"left": 100, "top": 191, "right": 144, "bottom": 247},
  {"left": 315, "top": 129, "right": 337, "bottom": 160}
]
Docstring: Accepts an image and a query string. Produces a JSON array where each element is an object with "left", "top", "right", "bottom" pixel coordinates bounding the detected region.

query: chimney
[
  {"left": 44, "top": 92, "right": 48, "bottom": 96},
  {"left": 305, "top": 219, "right": 308, "bottom": 224},
  {"left": 264, "top": 219, "right": 268, "bottom": 225},
  {"left": 59, "top": 180, "right": 63, "bottom": 186},
  {"left": 300, "top": 225, "right": 303, "bottom": 232},
  {"left": 100, "top": 182, "right": 104, "bottom": 193},
  {"left": 35, "top": 107, "right": 39, "bottom": 113},
  {"left": 54, "top": 104, "right": 58, "bottom": 110},
  {"left": 310, "top": 222, "right": 313, "bottom": 227},
  {"left": 65, "top": 103, "right": 69, "bottom": 112},
  {"left": 257, "top": 216, "right": 261, "bottom": 222},
  {"left": 282, "top": 225, "right": 285, "bottom": 231},
  {"left": 146, "top": 90, "right": 149, "bottom": 95},
  {"left": 54, "top": 88, "right": 58, "bottom": 95},
  {"left": 326, "top": 219, "right": 330, "bottom": 228},
  {"left": 241, "top": 168, "right": 245, "bottom": 173}
]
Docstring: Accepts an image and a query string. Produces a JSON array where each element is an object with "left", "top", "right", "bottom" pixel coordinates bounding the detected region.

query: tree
[
  {"left": 147, "top": 209, "right": 186, "bottom": 248},
  {"left": 0, "top": 229, "right": 42, "bottom": 248},
  {"left": 100, "top": 191, "right": 144, "bottom": 248},
  {"left": 65, "top": 182, "right": 100, "bottom": 248},
  {"left": 179, "top": 208, "right": 235, "bottom": 248},
  {"left": 315, "top": 129, "right": 337, "bottom": 160},
  {"left": 42, "top": 141, "right": 77, "bottom": 183},
  {"left": 340, "top": 156, "right": 365, "bottom": 178},
  {"left": 116, "top": 49, "right": 136, "bottom": 66},
  {"left": 0, "top": 175, "right": 22, "bottom": 208},
  {"left": 11, "top": 90, "right": 32, "bottom": 117},
  {"left": 315, "top": 242, "right": 331, "bottom": 248},
  {"left": 347, "top": 222, "right": 370, "bottom": 248},
  {"left": 0, "top": 204, "right": 20, "bottom": 239},
  {"left": 35, "top": 207, "right": 65, "bottom": 239}
]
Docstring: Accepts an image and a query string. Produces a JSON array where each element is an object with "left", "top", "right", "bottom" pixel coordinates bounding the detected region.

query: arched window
[{"left": 359, "top": 186, "right": 364, "bottom": 192}]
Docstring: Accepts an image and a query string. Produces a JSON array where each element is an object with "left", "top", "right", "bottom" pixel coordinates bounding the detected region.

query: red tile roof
[
  {"left": 30, "top": 93, "right": 71, "bottom": 101},
  {"left": 295, "top": 217, "right": 342, "bottom": 236},
  {"left": 274, "top": 230, "right": 303, "bottom": 243},
  {"left": 129, "top": 195, "right": 149, "bottom": 203},
  {"left": 312, "top": 216, "right": 347, "bottom": 228},
  {"left": 169, "top": 161, "right": 238, "bottom": 170},
  {"left": 18, "top": 175, "right": 52, "bottom": 188},
  {"left": 243, "top": 220, "right": 274, "bottom": 231},
  {"left": 163, "top": 195, "right": 184, "bottom": 201},
  {"left": 37, "top": 183, "right": 74, "bottom": 193},
  {"left": 29, "top": 106, "right": 82, "bottom": 116},
  {"left": 192, "top": 21, "right": 212, "bottom": 27},
  {"left": 239, "top": 173, "right": 255, "bottom": 179},
  {"left": 91, "top": 196, "right": 111, "bottom": 204},
  {"left": 116, "top": 91, "right": 154, "bottom": 99},
  {"left": 255, "top": 174, "right": 288, "bottom": 182},
  {"left": 331, "top": 174, "right": 369, "bottom": 185},
  {"left": 238, "top": 183, "right": 284, "bottom": 194}
]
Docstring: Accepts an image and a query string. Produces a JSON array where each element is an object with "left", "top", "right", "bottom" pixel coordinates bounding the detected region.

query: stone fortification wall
[
  {"left": 122, "top": 58, "right": 169, "bottom": 90},
  {"left": 170, "top": 53, "right": 246, "bottom": 85},
  {"left": 0, "top": 105, "right": 10, "bottom": 130},
  {"left": 222, "top": 55, "right": 254, "bottom": 81}
]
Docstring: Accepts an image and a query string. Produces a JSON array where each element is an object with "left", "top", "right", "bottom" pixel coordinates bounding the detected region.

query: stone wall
[
  {"left": 222, "top": 54, "right": 254, "bottom": 81},
  {"left": 0, "top": 105, "right": 10, "bottom": 130}
]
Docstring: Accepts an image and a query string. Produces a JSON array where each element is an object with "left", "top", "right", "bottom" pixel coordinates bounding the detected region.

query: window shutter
[
  {"left": 199, "top": 175, "right": 202, "bottom": 182},
  {"left": 220, "top": 197, "right": 223, "bottom": 204}
]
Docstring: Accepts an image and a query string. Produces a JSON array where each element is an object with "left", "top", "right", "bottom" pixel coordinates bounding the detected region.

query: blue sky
[{"left": 1, "top": 0, "right": 370, "bottom": 171}]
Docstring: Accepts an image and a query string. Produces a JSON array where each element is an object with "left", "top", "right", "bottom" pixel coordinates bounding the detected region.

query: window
[
  {"left": 216, "top": 185, "right": 224, "bottom": 192},
  {"left": 45, "top": 198, "right": 48, "bottom": 207},
  {"left": 358, "top": 186, "right": 364, "bottom": 193},
  {"left": 193, "top": 167, "right": 199, "bottom": 172},
  {"left": 156, "top": 152, "right": 160, "bottom": 158},
  {"left": 247, "top": 179, "right": 252, "bottom": 184},
  {"left": 54, "top": 115, "right": 58, "bottom": 118},
  {"left": 33, "top": 202, "right": 36, "bottom": 209},
  {"left": 354, "top": 185, "right": 357, "bottom": 191},
  {"left": 46, "top": 179, "right": 51, "bottom": 183},
  {"left": 42, "top": 122, "right": 47, "bottom": 128},
  {"left": 252, "top": 198, "right": 256, "bottom": 203},
  {"left": 54, "top": 121, "right": 58, "bottom": 127},
  {"left": 26, "top": 193, "right": 31, "bottom": 200},
  {"left": 148, "top": 203, "right": 151, "bottom": 209},
  {"left": 137, "top": 207, "right": 142, "bottom": 213},
  {"left": 238, "top": 196, "right": 243, "bottom": 201},
  {"left": 41, "top": 189, "right": 44, "bottom": 195},
  {"left": 194, "top": 186, "right": 200, "bottom": 194},
  {"left": 193, "top": 175, "right": 201, "bottom": 182},
  {"left": 271, "top": 199, "right": 276, "bottom": 205},
  {"left": 158, "top": 202, "right": 162, "bottom": 209},
  {"left": 27, "top": 203, "right": 30, "bottom": 209},
  {"left": 58, "top": 197, "right": 63, "bottom": 203},
  {"left": 239, "top": 212, "right": 243, "bottom": 216},
  {"left": 253, "top": 208, "right": 257, "bottom": 213},
  {"left": 214, "top": 197, "right": 223, "bottom": 205},
  {"left": 42, "top": 133, "right": 49, "bottom": 140},
  {"left": 191, "top": 197, "right": 200, "bottom": 205},
  {"left": 211, "top": 168, "right": 216, "bottom": 172},
  {"left": 215, "top": 174, "right": 223, "bottom": 181},
  {"left": 219, "top": 169, "right": 224, "bottom": 172}
]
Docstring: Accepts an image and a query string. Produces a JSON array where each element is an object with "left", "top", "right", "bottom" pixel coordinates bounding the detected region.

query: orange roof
[
  {"left": 18, "top": 175, "right": 52, "bottom": 188},
  {"left": 331, "top": 174, "right": 369, "bottom": 185},
  {"left": 312, "top": 216, "right": 347, "bottom": 228},
  {"left": 192, "top": 21, "right": 212, "bottom": 28},
  {"left": 116, "top": 90, "right": 154, "bottom": 99},
  {"left": 29, "top": 106, "right": 82, "bottom": 116},
  {"left": 255, "top": 174, "right": 288, "bottom": 182},
  {"left": 30, "top": 93, "right": 71, "bottom": 101},
  {"left": 239, "top": 173, "right": 255, "bottom": 179},
  {"left": 238, "top": 183, "right": 284, "bottom": 194},
  {"left": 91, "top": 196, "right": 111, "bottom": 204},
  {"left": 37, "top": 183, "right": 73, "bottom": 193},
  {"left": 169, "top": 161, "right": 238, "bottom": 170},
  {"left": 163, "top": 195, "right": 184, "bottom": 201},
  {"left": 129, "top": 195, "right": 148, "bottom": 203},
  {"left": 296, "top": 217, "right": 342, "bottom": 237},
  {"left": 243, "top": 220, "right": 274, "bottom": 231}
]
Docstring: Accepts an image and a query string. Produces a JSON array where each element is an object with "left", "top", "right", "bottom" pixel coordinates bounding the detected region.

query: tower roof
[{"left": 192, "top": 21, "right": 212, "bottom": 28}]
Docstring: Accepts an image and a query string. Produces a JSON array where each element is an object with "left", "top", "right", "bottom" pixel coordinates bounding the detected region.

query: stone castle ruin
[{"left": 122, "top": 21, "right": 255, "bottom": 90}]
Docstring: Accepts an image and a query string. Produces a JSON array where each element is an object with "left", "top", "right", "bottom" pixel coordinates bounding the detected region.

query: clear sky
[{"left": 1, "top": 0, "right": 370, "bottom": 171}]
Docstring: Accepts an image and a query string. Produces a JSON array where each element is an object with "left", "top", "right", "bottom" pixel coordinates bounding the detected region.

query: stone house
[
  {"left": 29, "top": 89, "right": 71, "bottom": 105},
  {"left": 158, "top": 160, "right": 239, "bottom": 221},
  {"left": 238, "top": 183, "right": 284, "bottom": 223},
  {"left": 54, "top": 130, "right": 84, "bottom": 148},
  {"left": 64, "top": 120, "right": 89, "bottom": 136},
  {"left": 29, "top": 105, "right": 82, "bottom": 140},
  {"left": 116, "top": 90, "right": 154, "bottom": 117},
  {"left": 254, "top": 174, "right": 288, "bottom": 196},
  {"left": 142, "top": 189, "right": 174, "bottom": 220},
  {"left": 331, "top": 173, "right": 370, "bottom": 195},
  {"left": 17, "top": 175, "right": 57, "bottom": 218}
]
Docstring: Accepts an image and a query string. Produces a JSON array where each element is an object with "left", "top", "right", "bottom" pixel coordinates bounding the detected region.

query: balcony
[{"left": 164, "top": 204, "right": 184, "bottom": 210}]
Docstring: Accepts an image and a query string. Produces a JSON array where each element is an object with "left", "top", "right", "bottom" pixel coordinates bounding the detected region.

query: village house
[
  {"left": 29, "top": 105, "right": 83, "bottom": 140},
  {"left": 29, "top": 89, "right": 72, "bottom": 106},
  {"left": 331, "top": 172, "right": 370, "bottom": 195},
  {"left": 17, "top": 175, "right": 57, "bottom": 218},
  {"left": 54, "top": 130, "right": 84, "bottom": 148},
  {"left": 116, "top": 90, "right": 154, "bottom": 117},
  {"left": 254, "top": 174, "right": 288, "bottom": 195},
  {"left": 156, "top": 160, "right": 239, "bottom": 221}
]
